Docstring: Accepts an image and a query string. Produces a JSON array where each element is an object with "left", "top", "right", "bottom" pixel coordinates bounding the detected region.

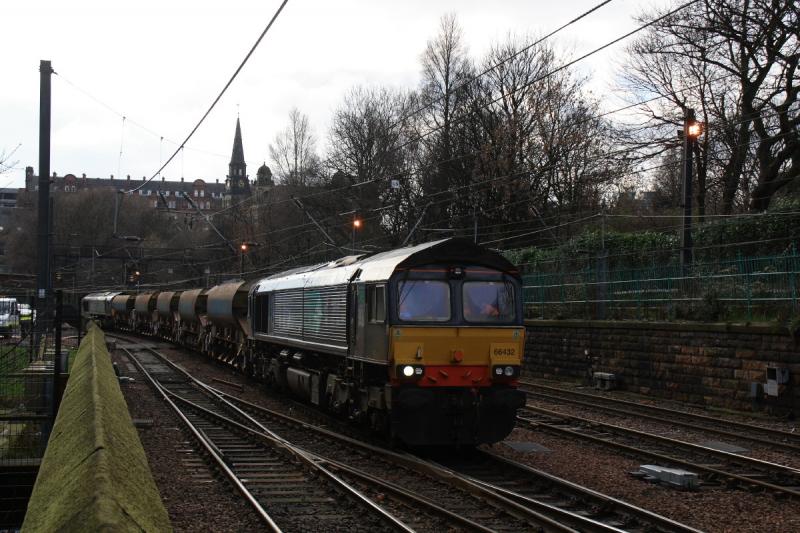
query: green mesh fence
[{"left": 522, "top": 245, "right": 800, "bottom": 321}]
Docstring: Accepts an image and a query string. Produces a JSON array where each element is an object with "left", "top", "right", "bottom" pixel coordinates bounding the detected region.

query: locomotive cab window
[
  {"left": 462, "top": 281, "right": 515, "bottom": 323},
  {"left": 398, "top": 280, "right": 450, "bottom": 322},
  {"left": 367, "top": 285, "right": 386, "bottom": 323}
]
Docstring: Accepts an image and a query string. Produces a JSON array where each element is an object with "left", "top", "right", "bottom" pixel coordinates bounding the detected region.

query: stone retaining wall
[
  {"left": 22, "top": 324, "right": 171, "bottom": 532},
  {"left": 524, "top": 320, "right": 800, "bottom": 413}
]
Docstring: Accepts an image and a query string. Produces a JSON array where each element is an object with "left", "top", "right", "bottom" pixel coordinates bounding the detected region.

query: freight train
[{"left": 82, "top": 238, "right": 527, "bottom": 446}]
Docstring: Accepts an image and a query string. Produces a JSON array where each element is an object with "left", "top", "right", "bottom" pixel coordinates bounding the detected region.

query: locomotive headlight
[
  {"left": 402, "top": 365, "right": 415, "bottom": 377},
  {"left": 492, "top": 365, "right": 519, "bottom": 379}
]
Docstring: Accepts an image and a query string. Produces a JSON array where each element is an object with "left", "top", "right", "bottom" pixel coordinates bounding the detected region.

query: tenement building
[{"left": 23, "top": 117, "right": 253, "bottom": 212}]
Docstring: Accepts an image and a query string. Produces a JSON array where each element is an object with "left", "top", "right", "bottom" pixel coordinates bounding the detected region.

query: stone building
[{"left": 23, "top": 117, "right": 253, "bottom": 212}]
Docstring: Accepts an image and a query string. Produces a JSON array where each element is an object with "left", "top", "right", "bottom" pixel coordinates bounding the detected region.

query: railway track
[
  {"left": 221, "top": 391, "right": 698, "bottom": 533},
  {"left": 118, "top": 341, "right": 412, "bottom": 533},
  {"left": 111, "top": 332, "right": 699, "bottom": 533},
  {"left": 517, "top": 404, "right": 800, "bottom": 498},
  {"left": 519, "top": 380, "right": 800, "bottom": 455}
]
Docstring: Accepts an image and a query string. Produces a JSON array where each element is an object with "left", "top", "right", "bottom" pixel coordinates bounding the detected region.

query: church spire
[
  {"left": 230, "top": 117, "right": 245, "bottom": 167},
  {"left": 226, "top": 117, "right": 249, "bottom": 199}
]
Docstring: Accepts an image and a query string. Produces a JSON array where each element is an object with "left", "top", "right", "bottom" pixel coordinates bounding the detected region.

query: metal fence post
[
  {"left": 53, "top": 290, "right": 62, "bottom": 420},
  {"left": 738, "top": 252, "right": 753, "bottom": 322},
  {"left": 789, "top": 243, "right": 798, "bottom": 314}
]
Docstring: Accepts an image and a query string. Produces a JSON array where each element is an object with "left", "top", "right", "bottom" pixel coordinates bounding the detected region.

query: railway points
[
  {"left": 517, "top": 403, "right": 800, "bottom": 498},
  {"left": 519, "top": 381, "right": 800, "bottom": 455},
  {"left": 112, "top": 331, "right": 699, "bottom": 533}
]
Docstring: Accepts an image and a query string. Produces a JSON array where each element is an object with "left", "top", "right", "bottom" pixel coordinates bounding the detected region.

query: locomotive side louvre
[{"left": 269, "top": 285, "right": 349, "bottom": 348}]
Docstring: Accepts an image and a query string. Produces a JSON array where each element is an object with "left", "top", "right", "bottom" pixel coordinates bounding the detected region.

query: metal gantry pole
[
  {"left": 35, "top": 59, "right": 53, "bottom": 364},
  {"left": 681, "top": 108, "right": 696, "bottom": 272}
]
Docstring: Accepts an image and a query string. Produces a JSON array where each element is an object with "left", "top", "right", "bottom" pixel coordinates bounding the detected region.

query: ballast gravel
[
  {"left": 115, "top": 342, "right": 800, "bottom": 533},
  {"left": 112, "top": 349, "right": 265, "bottom": 533}
]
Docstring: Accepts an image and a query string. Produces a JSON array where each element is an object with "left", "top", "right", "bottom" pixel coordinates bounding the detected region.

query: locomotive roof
[
  {"left": 252, "top": 238, "right": 518, "bottom": 293},
  {"left": 83, "top": 291, "right": 123, "bottom": 301}
]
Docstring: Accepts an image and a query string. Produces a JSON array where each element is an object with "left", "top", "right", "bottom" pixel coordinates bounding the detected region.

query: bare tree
[
  {"left": 269, "top": 108, "right": 321, "bottom": 187},
  {"left": 0, "top": 144, "right": 21, "bottom": 176},
  {"left": 417, "top": 13, "right": 475, "bottom": 227},
  {"left": 327, "top": 86, "right": 422, "bottom": 245},
  {"left": 459, "top": 34, "right": 622, "bottom": 245},
  {"left": 619, "top": 0, "right": 799, "bottom": 213}
]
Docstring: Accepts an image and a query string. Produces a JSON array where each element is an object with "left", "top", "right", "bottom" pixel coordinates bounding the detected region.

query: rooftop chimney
[
  {"left": 126, "top": 174, "right": 130, "bottom": 180},
  {"left": 181, "top": 177, "right": 184, "bottom": 182},
  {"left": 110, "top": 174, "right": 114, "bottom": 180},
  {"left": 82, "top": 173, "right": 86, "bottom": 179}
]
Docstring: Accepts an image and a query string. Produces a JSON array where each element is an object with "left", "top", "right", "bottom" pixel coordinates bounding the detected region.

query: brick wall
[{"left": 524, "top": 320, "right": 800, "bottom": 413}]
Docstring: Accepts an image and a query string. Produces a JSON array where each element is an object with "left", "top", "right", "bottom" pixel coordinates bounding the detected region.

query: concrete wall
[
  {"left": 524, "top": 319, "right": 800, "bottom": 413},
  {"left": 22, "top": 324, "right": 171, "bottom": 532}
]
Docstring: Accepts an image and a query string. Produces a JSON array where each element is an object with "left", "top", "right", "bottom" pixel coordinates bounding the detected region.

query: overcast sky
[{"left": 1, "top": 0, "right": 656, "bottom": 189}]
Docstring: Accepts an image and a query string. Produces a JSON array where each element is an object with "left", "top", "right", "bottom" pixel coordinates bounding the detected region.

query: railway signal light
[{"left": 687, "top": 121, "right": 703, "bottom": 139}]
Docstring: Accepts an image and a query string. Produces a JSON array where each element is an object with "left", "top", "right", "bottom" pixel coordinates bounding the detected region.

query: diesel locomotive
[{"left": 83, "top": 238, "right": 527, "bottom": 446}]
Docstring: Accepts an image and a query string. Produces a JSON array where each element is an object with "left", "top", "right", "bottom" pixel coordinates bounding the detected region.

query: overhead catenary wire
[
  {"left": 388, "top": 0, "right": 617, "bottom": 131},
  {"left": 53, "top": 0, "right": 790, "bottom": 288},
  {"left": 206, "top": 68, "right": 739, "bottom": 225},
  {"left": 123, "top": 0, "right": 290, "bottom": 194},
  {"left": 57, "top": 126, "right": 798, "bottom": 289},
  {"left": 83, "top": 125, "right": 795, "bottom": 282},
  {"left": 54, "top": 73, "right": 228, "bottom": 161}
]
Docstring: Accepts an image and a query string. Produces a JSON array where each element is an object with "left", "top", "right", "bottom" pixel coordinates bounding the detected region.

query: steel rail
[
  {"left": 519, "top": 380, "right": 800, "bottom": 453},
  {"left": 163, "top": 390, "right": 416, "bottom": 533},
  {"left": 316, "top": 458, "right": 498, "bottom": 533},
  {"left": 118, "top": 340, "right": 414, "bottom": 533},
  {"left": 518, "top": 407, "right": 800, "bottom": 498},
  {"left": 218, "top": 391, "right": 698, "bottom": 533},
  {"left": 522, "top": 404, "right": 800, "bottom": 477},
  {"left": 109, "top": 331, "right": 698, "bottom": 532},
  {"left": 214, "top": 392, "right": 585, "bottom": 533},
  {"left": 476, "top": 451, "right": 702, "bottom": 533},
  {"left": 120, "top": 347, "right": 282, "bottom": 532},
  {"left": 125, "top": 337, "right": 572, "bottom": 532},
  {"left": 170, "top": 390, "right": 527, "bottom": 533}
]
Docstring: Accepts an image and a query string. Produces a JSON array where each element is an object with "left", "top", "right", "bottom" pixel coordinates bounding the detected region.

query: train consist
[{"left": 83, "top": 238, "right": 527, "bottom": 446}]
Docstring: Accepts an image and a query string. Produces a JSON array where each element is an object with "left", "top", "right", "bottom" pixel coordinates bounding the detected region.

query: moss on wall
[{"left": 22, "top": 324, "right": 172, "bottom": 532}]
